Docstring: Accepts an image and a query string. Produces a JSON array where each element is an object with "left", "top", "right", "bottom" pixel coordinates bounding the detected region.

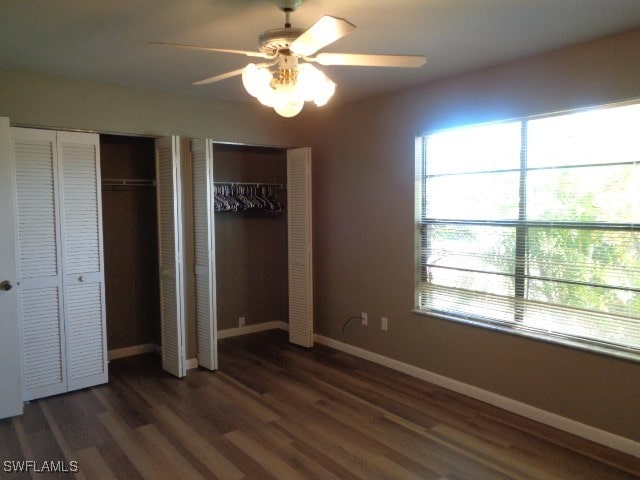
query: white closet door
[
  {"left": 287, "top": 147, "right": 313, "bottom": 347},
  {"left": 156, "top": 136, "right": 186, "bottom": 377},
  {"left": 58, "top": 131, "right": 108, "bottom": 391},
  {"left": 0, "top": 118, "right": 23, "bottom": 419},
  {"left": 190, "top": 139, "right": 217, "bottom": 370},
  {"left": 12, "top": 127, "right": 67, "bottom": 401}
]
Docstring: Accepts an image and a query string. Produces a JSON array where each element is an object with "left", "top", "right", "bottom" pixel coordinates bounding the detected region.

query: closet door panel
[
  {"left": 156, "top": 136, "right": 186, "bottom": 378},
  {"left": 190, "top": 139, "right": 217, "bottom": 370},
  {"left": 287, "top": 148, "right": 313, "bottom": 348},
  {"left": 58, "top": 132, "right": 108, "bottom": 390},
  {"left": 12, "top": 128, "right": 67, "bottom": 400},
  {"left": 59, "top": 136, "right": 102, "bottom": 274},
  {"left": 13, "top": 130, "right": 60, "bottom": 279},
  {"left": 21, "top": 286, "right": 65, "bottom": 400},
  {"left": 65, "top": 282, "right": 106, "bottom": 388}
]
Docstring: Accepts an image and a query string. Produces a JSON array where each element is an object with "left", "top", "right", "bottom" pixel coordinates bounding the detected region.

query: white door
[
  {"left": 57, "top": 131, "right": 108, "bottom": 391},
  {"left": 190, "top": 139, "right": 217, "bottom": 370},
  {"left": 155, "top": 136, "right": 187, "bottom": 377},
  {"left": 287, "top": 148, "right": 313, "bottom": 347},
  {"left": 0, "top": 118, "right": 23, "bottom": 418},
  {"left": 12, "top": 127, "right": 68, "bottom": 401}
]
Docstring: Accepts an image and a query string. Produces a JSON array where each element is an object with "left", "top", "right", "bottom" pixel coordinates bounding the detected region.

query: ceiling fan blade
[
  {"left": 290, "top": 16, "right": 356, "bottom": 57},
  {"left": 193, "top": 68, "right": 245, "bottom": 86},
  {"left": 315, "top": 53, "right": 426, "bottom": 68},
  {"left": 151, "top": 41, "right": 271, "bottom": 58}
]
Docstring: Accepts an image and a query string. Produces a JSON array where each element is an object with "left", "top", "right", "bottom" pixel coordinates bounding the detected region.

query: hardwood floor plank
[
  {"left": 39, "top": 402, "right": 88, "bottom": 480},
  {"left": 3, "top": 418, "right": 31, "bottom": 480},
  {"left": 44, "top": 392, "right": 108, "bottom": 452},
  {"left": 431, "top": 423, "right": 556, "bottom": 480},
  {"left": 135, "top": 424, "right": 206, "bottom": 480},
  {"left": 74, "top": 446, "right": 119, "bottom": 480},
  {"left": 151, "top": 404, "right": 245, "bottom": 480},
  {"left": 224, "top": 429, "right": 306, "bottom": 480},
  {"left": 201, "top": 375, "right": 281, "bottom": 423},
  {"left": 98, "top": 411, "right": 173, "bottom": 480},
  {"left": 94, "top": 436, "right": 145, "bottom": 480}
]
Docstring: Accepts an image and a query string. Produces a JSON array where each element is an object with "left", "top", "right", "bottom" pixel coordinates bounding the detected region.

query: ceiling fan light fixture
[
  {"left": 156, "top": 2, "right": 426, "bottom": 118},
  {"left": 242, "top": 60, "right": 335, "bottom": 117}
]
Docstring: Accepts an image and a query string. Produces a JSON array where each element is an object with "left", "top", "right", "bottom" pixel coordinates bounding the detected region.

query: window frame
[{"left": 414, "top": 100, "right": 640, "bottom": 363}]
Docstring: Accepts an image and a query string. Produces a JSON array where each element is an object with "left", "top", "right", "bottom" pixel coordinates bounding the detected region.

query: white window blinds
[{"left": 416, "top": 101, "right": 640, "bottom": 360}]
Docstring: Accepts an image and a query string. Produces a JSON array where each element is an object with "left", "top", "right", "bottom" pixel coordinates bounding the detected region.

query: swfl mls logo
[{"left": 3, "top": 460, "right": 79, "bottom": 473}]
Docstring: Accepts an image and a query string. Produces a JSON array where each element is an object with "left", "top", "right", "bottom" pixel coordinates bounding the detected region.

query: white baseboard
[
  {"left": 110, "top": 343, "right": 197, "bottom": 371},
  {"left": 185, "top": 358, "right": 198, "bottom": 370},
  {"left": 217, "top": 321, "right": 288, "bottom": 339},
  {"left": 314, "top": 334, "right": 640, "bottom": 459},
  {"left": 108, "top": 343, "right": 155, "bottom": 360}
]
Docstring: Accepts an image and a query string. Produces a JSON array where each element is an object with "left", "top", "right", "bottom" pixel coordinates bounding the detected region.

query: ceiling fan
[{"left": 152, "top": 0, "right": 426, "bottom": 117}]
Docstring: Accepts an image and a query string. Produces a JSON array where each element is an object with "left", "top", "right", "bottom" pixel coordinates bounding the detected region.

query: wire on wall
[{"left": 342, "top": 316, "right": 364, "bottom": 334}]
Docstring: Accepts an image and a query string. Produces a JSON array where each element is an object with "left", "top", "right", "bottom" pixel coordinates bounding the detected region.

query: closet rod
[
  {"left": 101, "top": 178, "right": 156, "bottom": 187},
  {"left": 214, "top": 181, "right": 286, "bottom": 189}
]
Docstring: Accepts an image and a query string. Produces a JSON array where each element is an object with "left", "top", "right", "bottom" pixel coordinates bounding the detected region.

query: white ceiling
[{"left": 2, "top": 0, "right": 640, "bottom": 106}]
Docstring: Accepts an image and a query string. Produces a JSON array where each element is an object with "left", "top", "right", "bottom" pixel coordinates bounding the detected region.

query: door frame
[{"left": 0, "top": 117, "right": 24, "bottom": 419}]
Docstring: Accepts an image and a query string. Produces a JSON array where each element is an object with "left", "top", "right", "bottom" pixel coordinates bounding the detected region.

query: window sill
[{"left": 412, "top": 308, "right": 640, "bottom": 364}]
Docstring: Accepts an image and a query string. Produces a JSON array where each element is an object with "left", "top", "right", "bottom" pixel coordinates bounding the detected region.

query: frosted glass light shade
[
  {"left": 273, "top": 84, "right": 304, "bottom": 118},
  {"left": 314, "top": 78, "right": 336, "bottom": 106},
  {"left": 296, "top": 63, "right": 324, "bottom": 101},
  {"left": 296, "top": 63, "right": 335, "bottom": 107},
  {"left": 242, "top": 64, "right": 272, "bottom": 98}
]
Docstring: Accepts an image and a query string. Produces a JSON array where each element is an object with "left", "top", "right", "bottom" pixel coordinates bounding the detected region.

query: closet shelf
[{"left": 102, "top": 178, "right": 156, "bottom": 187}]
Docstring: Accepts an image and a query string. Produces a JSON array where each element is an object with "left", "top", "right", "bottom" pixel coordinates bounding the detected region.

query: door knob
[{"left": 0, "top": 280, "right": 13, "bottom": 292}]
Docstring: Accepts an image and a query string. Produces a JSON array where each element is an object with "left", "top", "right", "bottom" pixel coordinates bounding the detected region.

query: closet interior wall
[
  {"left": 213, "top": 144, "right": 288, "bottom": 331},
  {"left": 100, "top": 135, "right": 160, "bottom": 352}
]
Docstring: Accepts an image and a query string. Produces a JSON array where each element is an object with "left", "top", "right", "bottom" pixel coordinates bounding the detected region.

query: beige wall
[{"left": 310, "top": 29, "right": 640, "bottom": 442}]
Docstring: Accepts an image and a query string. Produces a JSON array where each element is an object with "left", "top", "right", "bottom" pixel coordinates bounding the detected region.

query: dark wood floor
[{"left": 1, "top": 330, "right": 638, "bottom": 479}]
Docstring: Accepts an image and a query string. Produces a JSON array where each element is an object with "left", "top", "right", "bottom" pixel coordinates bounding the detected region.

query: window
[{"left": 415, "top": 101, "right": 640, "bottom": 361}]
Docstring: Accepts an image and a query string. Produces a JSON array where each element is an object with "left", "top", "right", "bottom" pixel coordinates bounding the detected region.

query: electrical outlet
[
  {"left": 239, "top": 316, "right": 246, "bottom": 327},
  {"left": 361, "top": 312, "right": 368, "bottom": 326},
  {"left": 381, "top": 317, "right": 388, "bottom": 331}
]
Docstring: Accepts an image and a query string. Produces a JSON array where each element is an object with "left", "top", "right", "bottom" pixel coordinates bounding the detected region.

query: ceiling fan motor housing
[{"left": 258, "top": 27, "right": 305, "bottom": 55}]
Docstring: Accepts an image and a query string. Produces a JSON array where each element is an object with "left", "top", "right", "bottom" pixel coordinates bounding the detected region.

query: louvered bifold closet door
[
  {"left": 287, "top": 148, "right": 313, "bottom": 347},
  {"left": 190, "top": 139, "right": 217, "bottom": 370},
  {"left": 155, "top": 136, "right": 186, "bottom": 377},
  {"left": 58, "top": 131, "right": 108, "bottom": 391},
  {"left": 12, "top": 128, "right": 67, "bottom": 401}
]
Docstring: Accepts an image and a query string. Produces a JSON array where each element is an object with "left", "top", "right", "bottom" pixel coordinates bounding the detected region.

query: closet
[
  {"left": 210, "top": 143, "right": 313, "bottom": 348},
  {"left": 100, "top": 135, "right": 160, "bottom": 360},
  {"left": 212, "top": 144, "right": 289, "bottom": 333},
  {"left": 12, "top": 127, "right": 107, "bottom": 401}
]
